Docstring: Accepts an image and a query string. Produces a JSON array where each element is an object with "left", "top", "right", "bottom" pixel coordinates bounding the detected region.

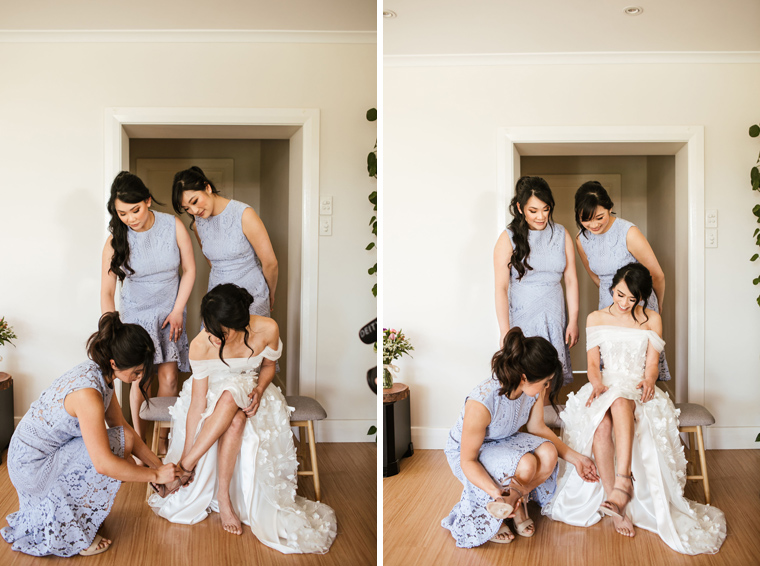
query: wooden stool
[
  {"left": 0, "top": 373, "right": 13, "bottom": 465},
  {"left": 383, "top": 383, "right": 413, "bottom": 477},
  {"left": 676, "top": 403, "right": 715, "bottom": 504},
  {"left": 139, "top": 396, "right": 178, "bottom": 499},
  {"left": 286, "top": 396, "right": 327, "bottom": 501}
]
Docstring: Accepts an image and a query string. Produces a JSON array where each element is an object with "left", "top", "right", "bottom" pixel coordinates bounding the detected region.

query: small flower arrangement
[
  {"left": 382, "top": 328, "right": 414, "bottom": 388},
  {"left": 0, "top": 317, "right": 17, "bottom": 362}
]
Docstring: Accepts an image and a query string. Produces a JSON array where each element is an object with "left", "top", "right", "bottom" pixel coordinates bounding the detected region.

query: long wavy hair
[
  {"left": 171, "top": 166, "right": 219, "bottom": 228},
  {"left": 609, "top": 262, "right": 653, "bottom": 324},
  {"left": 574, "top": 180, "right": 615, "bottom": 238},
  {"left": 507, "top": 176, "right": 555, "bottom": 280},
  {"left": 201, "top": 284, "right": 255, "bottom": 366},
  {"left": 106, "top": 171, "right": 162, "bottom": 281},
  {"left": 87, "top": 312, "right": 156, "bottom": 402},
  {"left": 491, "top": 327, "right": 562, "bottom": 412}
]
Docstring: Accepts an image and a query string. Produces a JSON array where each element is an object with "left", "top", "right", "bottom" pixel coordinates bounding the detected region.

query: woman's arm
[
  {"left": 100, "top": 236, "right": 117, "bottom": 314},
  {"left": 162, "top": 217, "right": 197, "bottom": 342},
  {"left": 637, "top": 313, "right": 663, "bottom": 402},
  {"left": 244, "top": 319, "right": 280, "bottom": 418},
  {"left": 66, "top": 388, "right": 178, "bottom": 484},
  {"left": 103, "top": 392, "right": 162, "bottom": 468},
  {"left": 585, "top": 316, "right": 609, "bottom": 407},
  {"left": 241, "top": 207, "right": 278, "bottom": 310},
  {"left": 459, "top": 401, "right": 505, "bottom": 500},
  {"left": 182, "top": 376, "right": 208, "bottom": 458},
  {"left": 493, "top": 231, "right": 513, "bottom": 345},
  {"left": 525, "top": 392, "right": 598, "bottom": 483},
  {"left": 626, "top": 227, "right": 665, "bottom": 311},
  {"left": 563, "top": 230, "right": 580, "bottom": 348},
  {"left": 190, "top": 222, "right": 211, "bottom": 268},
  {"left": 575, "top": 235, "right": 600, "bottom": 287}
]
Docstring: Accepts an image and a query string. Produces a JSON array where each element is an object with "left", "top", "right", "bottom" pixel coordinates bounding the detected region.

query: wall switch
[
  {"left": 705, "top": 228, "right": 717, "bottom": 248},
  {"left": 705, "top": 209, "right": 718, "bottom": 228},
  {"left": 320, "top": 196, "right": 333, "bottom": 215},
  {"left": 319, "top": 215, "right": 332, "bottom": 236}
]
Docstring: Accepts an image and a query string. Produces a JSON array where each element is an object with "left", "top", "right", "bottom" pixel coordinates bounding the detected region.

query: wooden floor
[
  {"left": 0, "top": 443, "right": 377, "bottom": 566},
  {"left": 384, "top": 449, "right": 760, "bottom": 566}
]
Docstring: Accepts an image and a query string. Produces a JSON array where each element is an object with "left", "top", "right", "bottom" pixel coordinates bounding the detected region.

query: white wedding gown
[
  {"left": 543, "top": 326, "right": 726, "bottom": 555},
  {"left": 148, "top": 340, "right": 337, "bottom": 554}
]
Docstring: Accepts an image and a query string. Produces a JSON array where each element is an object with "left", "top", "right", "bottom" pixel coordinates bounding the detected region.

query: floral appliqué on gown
[{"left": 148, "top": 340, "right": 337, "bottom": 554}]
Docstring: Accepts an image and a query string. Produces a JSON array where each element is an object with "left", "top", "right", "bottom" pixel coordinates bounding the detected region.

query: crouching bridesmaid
[{"left": 1, "top": 313, "right": 180, "bottom": 557}]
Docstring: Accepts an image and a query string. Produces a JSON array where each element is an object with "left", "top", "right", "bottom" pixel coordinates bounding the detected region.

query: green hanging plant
[
  {"left": 367, "top": 108, "right": 377, "bottom": 297},
  {"left": 750, "top": 123, "right": 760, "bottom": 306}
]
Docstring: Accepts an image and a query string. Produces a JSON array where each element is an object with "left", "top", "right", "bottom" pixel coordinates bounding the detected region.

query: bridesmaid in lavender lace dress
[
  {"left": 574, "top": 180, "right": 671, "bottom": 382},
  {"left": 494, "top": 176, "right": 580, "bottom": 385},
  {"left": 1, "top": 313, "right": 180, "bottom": 557},
  {"left": 101, "top": 171, "right": 196, "bottom": 442},
  {"left": 171, "top": 166, "right": 278, "bottom": 319},
  {"left": 441, "top": 328, "right": 598, "bottom": 548}
]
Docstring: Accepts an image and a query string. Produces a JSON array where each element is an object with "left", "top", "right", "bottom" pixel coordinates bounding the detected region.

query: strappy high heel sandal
[
  {"left": 511, "top": 491, "right": 535, "bottom": 538},
  {"left": 598, "top": 472, "right": 635, "bottom": 520},
  {"left": 486, "top": 476, "right": 525, "bottom": 520}
]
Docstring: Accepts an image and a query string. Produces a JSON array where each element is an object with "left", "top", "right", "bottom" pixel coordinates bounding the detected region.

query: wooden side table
[
  {"left": 383, "top": 382, "right": 414, "bottom": 477},
  {"left": 0, "top": 372, "right": 13, "bottom": 465}
]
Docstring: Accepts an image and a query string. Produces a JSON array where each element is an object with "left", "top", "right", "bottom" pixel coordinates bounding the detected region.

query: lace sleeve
[
  {"left": 261, "top": 339, "right": 284, "bottom": 362},
  {"left": 189, "top": 359, "right": 212, "bottom": 380}
]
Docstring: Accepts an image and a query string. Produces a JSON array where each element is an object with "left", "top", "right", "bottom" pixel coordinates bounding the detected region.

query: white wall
[
  {"left": 1, "top": 39, "right": 377, "bottom": 441},
  {"left": 384, "top": 61, "right": 760, "bottom": 449}
]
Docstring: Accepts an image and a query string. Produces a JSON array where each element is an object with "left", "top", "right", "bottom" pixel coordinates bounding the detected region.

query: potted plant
[
  {"left": 382, "top": 328, "right": 414, "bottom": 389},
  {"left": 0, "top": 316, "right": 16, "bottom": 362}
]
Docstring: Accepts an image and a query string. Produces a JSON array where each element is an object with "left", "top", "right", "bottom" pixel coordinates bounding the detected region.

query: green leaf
[
  {"left": 372, "top": 283, "right": 377, "bottom": 297},
  {"left": 368, "top": 191, "right": 377, "bottom": 205},
  {"left": 367, "top": 425, "right": 377, "bottom": 435},
  {"left": 372, "top": 221, "right": 377, "bottom": 236},
  {"left": 756, "top": 432, "right": 760, "bottom": 441},
  {"left": 752, "top": 254, "right": 759, "bottom": 262},
  {"left": 754, "top": 204, "right": 760, "bottom": 217},
  {"left": 753, "top": 276, "right": 760, "bottom": 285},
  {"left": 366, "top": 108, "right": 377, "bottom": 122},
  {"left": 368, "top": 263, "right": 377, "bottom": 275},
  {"left": 369, "top": 215, "right": 376, "bottom": 226},
  {"left": 367, "top": 151, "right": 377, "bottom": 178},
  {"left": 366, "top": 242, "right": 375, "bottom": 250},
  {"left": 754, "top": 229, "right": 759, "bottom": 237},
  {"left": 750, "top": 124, "right": 760, "bottom": 138},
  {"left": 757, "top": 294, "right": 760, "bottom": 307}
]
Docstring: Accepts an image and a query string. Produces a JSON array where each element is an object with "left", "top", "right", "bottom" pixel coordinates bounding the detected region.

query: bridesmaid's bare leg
[
  {"left": 217, "top": 410, "right": 246, "bottom": 535},
  {"left": 129, "top": 381, "right": 147, "bottom": 465},
  {"left": 156, "top": 362, "right": 179, "bottom": 453}
]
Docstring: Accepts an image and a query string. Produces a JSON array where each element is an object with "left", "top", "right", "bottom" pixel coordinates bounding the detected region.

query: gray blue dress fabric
[
  {"left": 578, "top": 217, "right": 671, "bottom": 381},
  {"left": 120, "top": 210, "right": 189, "bottom": 371},
  {"left": 1, "top": 362, "right": 124, "bottom": 557},
  {"left": 507, "top": 224, "right": 572, "bottom": 384},
  {"left": 441, "top": 378, "right": 558, "bottom": 548},
  {"left": 195, "top": 200, "right": 271, "bottom": 318}
]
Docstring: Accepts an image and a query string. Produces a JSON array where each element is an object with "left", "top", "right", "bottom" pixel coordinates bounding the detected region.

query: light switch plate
[
  {"left": 320, "top": 196, "right": 333, "bottom": 215},
  {"left": 705, "top": 228, "right": 717, "bottom": 248},
  {"left": 705, "top": 209, "right": 717, "bottom": 228},
  {"left": 319, "top": 216, "right": 332, "bottom": 236}
]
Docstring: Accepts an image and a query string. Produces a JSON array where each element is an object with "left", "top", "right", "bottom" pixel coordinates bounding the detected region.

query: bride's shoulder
[
  {"left": 189, "top": 331, "right": 214, "bottom": 359},
  {"left": 640, "top": 307, "right": 662, "bottom": 333},
  {"left": 249, "top": 315, "right": 280, "bottom": 346},
  {"left": 586, "top": 310, "right": 607, "bottom": 327}
]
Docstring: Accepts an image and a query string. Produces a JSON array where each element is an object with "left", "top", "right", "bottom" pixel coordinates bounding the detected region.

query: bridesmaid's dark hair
[
  {"left": 574, "top": 180, "right": 615, "bottom": 238},
  {"left": 171, "top": 166, "right": 219, "bottom": 227},
  {"left": 610, "top": 262, "right": 653, "bottom": 324},
  {"left": 507, "top": 176, "right": 555, "bottom": 280},
  {"left": 491, "top": 327, "right": 562, "bottom": 412},
  {"left": 201, "top": 283, "right": 255, "bottom": 366},
  {"left": 107, "top": 171, "right": 163, "bottom": 282},
  {"left": 87, "top": 312, "right": 156, "bottom": 402}
]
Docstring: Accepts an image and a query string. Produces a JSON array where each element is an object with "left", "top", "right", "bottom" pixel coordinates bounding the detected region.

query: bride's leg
[
  {"left": 216, "top": 410, "right": 246, "bottom": 535},
  {"left": 606, "top": 398, "right": 636, "bottom": 537},
  {"left": 593, "top": 410, "right": 615, "bottom": 497},
  {"left": 180, "top": 390, "right": 241, "bottom": 472}
]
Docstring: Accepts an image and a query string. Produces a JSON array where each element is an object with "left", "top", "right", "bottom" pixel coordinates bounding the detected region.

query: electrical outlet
[
  {"left": 705, "top": 209, "right": 717, "bottom": 228},
  {"left": 319, "top": 216, "right": 332, "bottom": 236},
  {"left": 320, "top": 196, "right": 333, "bottom": 215},
  {"left": 705, "top": 228, "right": 717, "bottom": 248}
]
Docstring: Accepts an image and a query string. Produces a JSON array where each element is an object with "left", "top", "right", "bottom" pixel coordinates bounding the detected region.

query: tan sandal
[
  {"left": 486, "top": 476, "right": 526, "bottom": 520},
  {"left": 489, "top": 522, "right": 514, "bottom": 544},
  {"left": 511, "top": 493, "right": 535, "bottom": 538},
  {"left": 79, "top": 534, "right": 111, "bottom": 556},
  {"left": 598, "top": 472, "right": 635, "bottom": 520}
]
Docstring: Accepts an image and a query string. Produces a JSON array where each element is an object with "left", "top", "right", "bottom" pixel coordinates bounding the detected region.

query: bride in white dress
[
  {"left": 149, "top": 284, "right": 337, "bottom": 554},
  {"left": 543, "top": 263, "right": 725, "bottom": 555}
]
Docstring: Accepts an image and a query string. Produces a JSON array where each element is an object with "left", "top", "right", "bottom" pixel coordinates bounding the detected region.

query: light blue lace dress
[
  {"left": 120, "top": 210, "right": 189, "bottom": 371},
  {"left": 578, "top": 217, "right": 671, "bottom": 381},
  {"left": 195, "top": 200, "right": 270, "bottom": 317},
  {"left": 1, "top": 362, "right": 124, "bottom": 557},
  {"left": 507, "top": 224, "right": 572, "bottom": 384},
  {"left": 441, "top": 378, "right": 558, "bottom": 548}
]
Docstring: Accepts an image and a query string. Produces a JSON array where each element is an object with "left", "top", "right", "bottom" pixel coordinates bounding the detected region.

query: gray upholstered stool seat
[
  {"left": 544, "top": 404, "right": 565, "bottom": 430},
  {"left": 675, "top": 402, "right": 714, "bottom": 504},
  {"left": 286, "top": 395, "right": 327, "bottom": 501},
  {"left": 139, "top": 396, "right": 178, "bottom": 499}
]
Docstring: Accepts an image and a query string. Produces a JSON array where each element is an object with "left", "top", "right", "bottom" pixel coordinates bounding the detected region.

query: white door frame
[
  {"left": 104, "top": 107, "right": 320, "bottom": 400},
  {"left": 497, "top": 126, "right": 705, "bottom": 405}
]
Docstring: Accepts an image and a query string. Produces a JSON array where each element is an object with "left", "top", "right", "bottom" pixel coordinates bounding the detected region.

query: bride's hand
[
  {"left": 585, "top": 383, "right": 608, "bottom": 407},
  {"left": 571, "top": 453, "right": 599, "bottom": 483},
  {"left": 244, "top": 386, "right": 264, "bottom": 417},
  {"left": 637, "top": 378, "right": 656, "bottom": 403}
]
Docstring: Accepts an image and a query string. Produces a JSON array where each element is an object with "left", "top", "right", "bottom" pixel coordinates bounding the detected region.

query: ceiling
[
  {"left": 384, "top": 0, "right": 760, "bottom": 56},
  {"left": 0, "top": 0, "right": 376, "bottom": 31}
]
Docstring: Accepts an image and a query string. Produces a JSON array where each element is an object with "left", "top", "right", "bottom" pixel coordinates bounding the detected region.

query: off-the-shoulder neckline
[
  {"left": 190, "top": 338, "right": 282, "bottom": 363},
  {"left": 587, "top": 325, "right": 659, "bottom": 335}
]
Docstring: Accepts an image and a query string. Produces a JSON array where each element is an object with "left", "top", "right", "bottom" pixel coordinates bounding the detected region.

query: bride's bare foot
[
  {"left": 600, "top": 474, "right": 635, "bottom": 538},
  {"left": 218, "top": 497, "right": 242, "bottom": 535}
]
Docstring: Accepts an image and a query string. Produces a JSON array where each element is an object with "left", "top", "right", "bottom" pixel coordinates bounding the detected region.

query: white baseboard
[
  {"left": 411, "top": 426, "right": 449, "bottom": 450},
  {"left": 703, "top": 426, "right": 760, "bottom": 450},
  {"left": 314, "top": 419, "right": 377, "bottom": 443}
]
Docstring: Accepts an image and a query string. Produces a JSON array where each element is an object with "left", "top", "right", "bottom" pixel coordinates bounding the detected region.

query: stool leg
[
  {"left": 696, "top": 426, "right": 710, "bottom": 505},
  {"left": 146, "top": 422, "right": 161, "bottom": 500},
  {"left": 307, "top": 420, "right": 320, "bottom": 501},
  {"left": 689, "top": 431, "right": 697, "bottom": 474}
]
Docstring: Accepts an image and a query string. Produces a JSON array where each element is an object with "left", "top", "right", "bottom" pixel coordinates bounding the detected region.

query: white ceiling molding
[
  {"left": 0, "top": 29, "right": 376, "bottom": 44},
  {"left": 385, "top": 51, "right": 760, "bottom": 67}
]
